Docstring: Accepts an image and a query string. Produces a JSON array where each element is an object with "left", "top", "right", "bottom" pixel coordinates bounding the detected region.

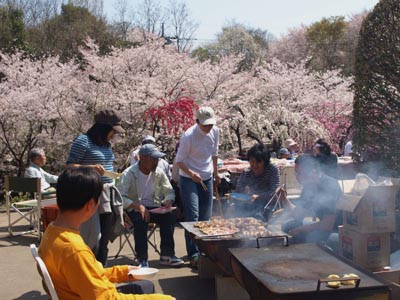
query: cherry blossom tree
[
  {"left": 0, "top": 35, "right": 354, "bottom": 174},
  {"left": 0, "top": 51, "right": 90, "bottom": 174}
]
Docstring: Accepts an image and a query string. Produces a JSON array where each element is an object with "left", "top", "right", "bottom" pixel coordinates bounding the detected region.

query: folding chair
[
  {"left": 147, "top": 223, "right": 161, "bottom": 255},
  {"left": 114, "top": 211, "right": 161, "bottom": 258},
  {"left": 5, "top": 176, "right": 52, "bottom": 241},
  {"left": 30, "top": 244, "right": 59, "bottom": 300},
  {"left": 114, "top": 211, "right": 137, "bottom": 260}
]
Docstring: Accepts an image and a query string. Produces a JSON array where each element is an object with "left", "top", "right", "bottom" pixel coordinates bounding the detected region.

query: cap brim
[
  {"left": 113, "top": 125, "right": 125, "bottom": 133},
  {"left": 200, "top": 118, "right": 216, "bottom": 125},
  {"left": 150, "top": 152, "right": 166, "bottom": 159}
]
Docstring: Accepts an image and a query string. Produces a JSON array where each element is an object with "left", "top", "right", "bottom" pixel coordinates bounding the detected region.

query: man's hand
[
  {"left": 190, "top": 171, "right": 202, "bottom": 183},
  {"left": 137, "top": 205, "right": 150, "bottom": 222},
  {"left": 127, "top": 265, "right": 140, "bottom": 281},
  {"left": 162, "top": 199, "right": 174, "bottom": 207},
  {"left": 249, "top": 194, "right": 259, "bottom": 203}
]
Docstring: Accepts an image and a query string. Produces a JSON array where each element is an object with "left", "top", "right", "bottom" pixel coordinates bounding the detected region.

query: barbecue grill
[
  {"left": 180, "top": 220, "right": 287, "bottom": 275},
  {"left": 229, "top": 243, "right": 390, "bottom": 300}
]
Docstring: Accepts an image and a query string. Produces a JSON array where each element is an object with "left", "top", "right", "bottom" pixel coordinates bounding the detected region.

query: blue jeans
[
  {"left": 179, "top": 175, "right": 213, "bottom": 258},
  {"left": 127, "top": 209, "right": 176, "bottom": 261}
]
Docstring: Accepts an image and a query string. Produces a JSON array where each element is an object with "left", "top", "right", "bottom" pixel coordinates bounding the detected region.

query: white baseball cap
[{"left": 196, "top": 106, "right": 216, "bottom": 125}]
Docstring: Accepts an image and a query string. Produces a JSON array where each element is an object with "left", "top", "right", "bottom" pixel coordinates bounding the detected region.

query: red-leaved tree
[{"left": 144, "top": 93, "right": 199, "bottom": 137}]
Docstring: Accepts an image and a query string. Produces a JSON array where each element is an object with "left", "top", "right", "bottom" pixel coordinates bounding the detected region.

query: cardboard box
[
  {"left": 374, "top": 269, "right": 400, "bottom": 299},
  {"left": 336, "top": 184, "right": 399, "bottom": 233},
  {"left": 339, "top": 226, "right": 390, "bottom": 271}
]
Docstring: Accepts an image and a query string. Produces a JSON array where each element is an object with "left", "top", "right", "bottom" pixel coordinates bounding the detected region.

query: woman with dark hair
[
  {"left": 66, "top": 109, "right": 125, "bottom": 266},
  {"left": 233, "top": 143, "right": 280, "bottom": 218},
  {"left": 313, "top": 138, "right": 338, "bottom": 178}
]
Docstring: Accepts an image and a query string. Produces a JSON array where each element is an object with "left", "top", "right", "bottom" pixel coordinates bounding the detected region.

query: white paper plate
[
  {"left": 103, "top": 171, "right": 122, "bottom": 179},
  {"left": 128, "top": 267, "right": 159, "bottom": 279}
]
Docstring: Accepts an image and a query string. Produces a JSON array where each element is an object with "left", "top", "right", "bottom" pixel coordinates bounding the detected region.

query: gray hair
[{"left": 29, "top": 148, "right": 45, "bottom": 161}]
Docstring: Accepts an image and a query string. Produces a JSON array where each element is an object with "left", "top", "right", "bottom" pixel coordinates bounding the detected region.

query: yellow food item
[
  {"left": 327, "top": 274, "right": 341, "bottom": 288},
  {"left": 342, "top": 273, "right": 359, "bottom": 285}
]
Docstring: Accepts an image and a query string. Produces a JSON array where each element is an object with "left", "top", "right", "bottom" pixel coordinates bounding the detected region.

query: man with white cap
[
  {"left": 175, "top": 106, "right": 221, "bottom": 268},
  {"left": 118, "top": 144, "right": 183, "bottom": 268}
]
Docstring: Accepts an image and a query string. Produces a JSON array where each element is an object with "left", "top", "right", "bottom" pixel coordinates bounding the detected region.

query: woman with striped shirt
[
  {"left": 233, "top": 143, "right": 280, "bottom": 219},
  {"left": 66, "top": 109, "right": 125, "bottom": 265}
]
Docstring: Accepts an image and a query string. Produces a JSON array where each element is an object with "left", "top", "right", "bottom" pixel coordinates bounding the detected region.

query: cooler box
[{"left": 42, "top": 204, "right": 59, "bottom": 231}]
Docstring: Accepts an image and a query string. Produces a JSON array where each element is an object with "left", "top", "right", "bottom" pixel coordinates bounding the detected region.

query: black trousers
[
  {"left": 117, "top": 280, "right": 155, "bottom": 294},
  {"left": 96, "top": 212, "right": 113, "bottom": 266}
]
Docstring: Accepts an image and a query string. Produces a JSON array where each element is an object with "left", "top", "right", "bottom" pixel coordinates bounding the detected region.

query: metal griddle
[
  {"left": 180, "top": 220, "right": 288, "bottom": 275},
  {"left": 229, "top": 243, "right": 390, "bottom": 300}
]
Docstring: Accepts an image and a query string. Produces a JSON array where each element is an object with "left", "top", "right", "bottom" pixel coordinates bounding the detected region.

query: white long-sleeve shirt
[
  {"left": 24, "top": 162, "right": 58, "bottom": 191},
  {"left": 175, "top": 124, "right": 219, "bottom": 180}
]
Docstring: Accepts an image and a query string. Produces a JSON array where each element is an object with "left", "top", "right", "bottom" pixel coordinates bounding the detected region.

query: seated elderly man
[
  {"left": 233, "top": 143, "right": 280, "bottom": 219},
  {"left": 129, "top": 135, "right": 172, "bottom": 181},
  {"left": 280, "top": 154, "right": 342, "bottom": 243},
  {"left": 25, "top": 148, "right": 58, "bottom": 192},
  {"left": 118, "top": 144, "right": 183, "bottom": 268}
]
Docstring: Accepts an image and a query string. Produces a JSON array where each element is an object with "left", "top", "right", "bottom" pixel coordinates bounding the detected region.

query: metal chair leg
[
  {"left": 147, "top": 223, "right": 161, "bottom": 255},
  {"left": 114, "top": 230, "right": 137, "bottom": 260}
]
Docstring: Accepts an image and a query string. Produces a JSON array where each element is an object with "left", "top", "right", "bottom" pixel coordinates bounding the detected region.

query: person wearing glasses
[{"left": 118, "top": 144, "right": 184, "bottom": 268}]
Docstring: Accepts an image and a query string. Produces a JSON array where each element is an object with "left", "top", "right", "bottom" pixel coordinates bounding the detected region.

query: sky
[{"left": 103, "top": 0, "right": 379, "bottom": 44}]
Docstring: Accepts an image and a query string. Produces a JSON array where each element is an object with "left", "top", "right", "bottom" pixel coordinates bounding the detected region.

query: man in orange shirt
[{"left": 39, "top": 166, "right": 175, "bottom": 300}]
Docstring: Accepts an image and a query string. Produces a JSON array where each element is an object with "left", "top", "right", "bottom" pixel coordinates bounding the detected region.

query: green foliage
[
  {"left": 306, "top": 16, "right": 347, "bottom": 72},
  {"left": 190, "top": 46, "right": 211, "bottom": 62},
  {"left": 27, "top": 4, "right": 116, "bottom": 61},
  {"left": 353, "top": 0, "right": 400, "bottom": 174},
  {"left": 0, "top": 7, "right": 26, "bottom": 52},
  {"left": 191, "top": 22, "right": 270, "bottom": 70}
]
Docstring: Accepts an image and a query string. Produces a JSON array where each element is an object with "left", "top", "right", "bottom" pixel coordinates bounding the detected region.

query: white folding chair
[
  {"left": 30, "top": 244, "right": 59, "bottom": 300},
  {"left": 5, "top": 177, "right": 45, "bottom": 240}
]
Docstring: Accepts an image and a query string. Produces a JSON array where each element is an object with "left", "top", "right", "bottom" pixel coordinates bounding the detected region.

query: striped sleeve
[{"left": 67, "top": 134, "right": 89, "bottom": 164}]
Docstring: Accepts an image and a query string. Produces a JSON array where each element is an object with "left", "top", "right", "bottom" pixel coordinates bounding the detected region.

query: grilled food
[{"left": 194, "top": 217, "right": 271, "bottom": 238}]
